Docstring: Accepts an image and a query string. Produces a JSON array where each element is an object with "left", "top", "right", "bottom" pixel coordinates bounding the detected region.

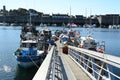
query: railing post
[
  {"left": 51, "top": 47, "right": 56, "bottom": 80},
  {"left": 68, "top": 45, "right": 120, "bottom": 80}
]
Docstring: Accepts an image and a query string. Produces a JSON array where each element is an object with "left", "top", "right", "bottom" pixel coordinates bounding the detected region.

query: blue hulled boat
[
  {"left": 14, "top": 24, "right": 46, "bottom": 68},
  {"left": 15, "top": 39, "right": 44, "bottom": 68}
]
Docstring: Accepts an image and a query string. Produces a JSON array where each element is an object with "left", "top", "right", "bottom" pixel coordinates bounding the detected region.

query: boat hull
[
  {"left": 17, "top": 60, "right": 39, "bottom": 68},
  {"left": 16, "top": 55, "right": 41, "bottom": 68}
]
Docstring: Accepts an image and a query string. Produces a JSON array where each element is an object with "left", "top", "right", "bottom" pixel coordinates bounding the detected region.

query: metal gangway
[{"left": 33, "top": 42, "right": 120, "bottom": 80}]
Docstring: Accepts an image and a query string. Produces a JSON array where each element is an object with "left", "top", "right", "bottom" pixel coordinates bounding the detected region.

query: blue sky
[{"left": 0, "top": 0, "right": 120, "bottom": 16}]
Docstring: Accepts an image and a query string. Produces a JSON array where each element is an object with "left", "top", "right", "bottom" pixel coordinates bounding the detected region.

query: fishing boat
[
  {"left": 67, "top": 23, "right": 77, "bottom": 28},
  {"left": 54, "top": 30, "right": 62, "bottom": 37},
  {"left": 39, "top": 26, "right": 52, "bottom": 51},
  {"left": 73, "top": 29, "right": 105, "bottom": 52},
  {"left": 14, "top": 24, "right": 46, "bottom": 68},
  {"left": 15, "top": 40, "right": 43, "bottom": 68},
  {"left": 14, "top": 11, "right": 53, "bottom": 68},
  {"left": 78, "top": 36, "right": 97, "bottom": 51}
]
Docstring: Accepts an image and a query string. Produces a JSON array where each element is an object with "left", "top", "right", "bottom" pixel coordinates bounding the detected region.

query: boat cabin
[
  {"left": 68, "top": 29, "right": 75, "bottom": 38},
  {"left": 80, "top": 37, "right": 97, "bottom": 50},
  {"left": 21, "top": 40, "right": 37, "bottom": 48},
  {"left": 21, "top": 40, "right": 38, "bottom": 56}
]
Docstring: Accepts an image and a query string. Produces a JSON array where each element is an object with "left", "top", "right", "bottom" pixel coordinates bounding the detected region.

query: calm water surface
[{"left": 0, "top": 26, "right": 120, "bottom": 80}]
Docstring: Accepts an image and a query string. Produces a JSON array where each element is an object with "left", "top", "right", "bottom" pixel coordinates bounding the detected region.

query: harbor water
[{"left": 0, "top": 26, "right": 120, "bottom": 80}]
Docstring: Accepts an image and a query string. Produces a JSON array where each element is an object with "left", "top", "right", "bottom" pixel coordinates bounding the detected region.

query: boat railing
[
  {"left": 68, "top": 45, "right": 120, "bottom": 80},
  {"left": 33, "top": 46, "right": 56, "bottom": 80}
]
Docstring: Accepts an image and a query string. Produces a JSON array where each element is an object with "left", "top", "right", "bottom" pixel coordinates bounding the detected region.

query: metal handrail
[
  {"left": 51, "top": 47, "right": 56, "bottom": 80},
  {"left": 68, "top": 45, "right": 120, "bottom": 80},
  {"left": 69, "top": 46, "right": 120, "bottom": 68},
  {"left": 33, "top": 46, "right": 55, "bottom": 80}
]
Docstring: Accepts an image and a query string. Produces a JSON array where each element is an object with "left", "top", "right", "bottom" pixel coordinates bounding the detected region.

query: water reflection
[{"left": 14, "top": 64, "right": 40, "bottom": 80}]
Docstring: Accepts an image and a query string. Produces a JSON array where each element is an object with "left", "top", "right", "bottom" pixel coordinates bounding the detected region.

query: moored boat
[
  {"left": 15, "top": 40, "right": 43, "bottom": 68},
  {"left": 74, "top": 35, "right": 105, "bottom": 53},
  {"left": 78, "top": 36, "right": 97, "bottom": 51},
  {"left": 14, "top": 24, "right": 49, "bottom": 68}
]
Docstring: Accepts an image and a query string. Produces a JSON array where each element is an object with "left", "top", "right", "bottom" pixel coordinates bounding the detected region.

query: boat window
[
  {"left": 29, "top": 43, "right": 37, "bottom": 48},
  {"left": 69, "top": 32, "right": 74, "bottom": 37},
  {"left": 90, "top": 41, "right": 96, "bottom": 45},
  {"left": 22, "top": 43, "right": 26, "bottom": 47},
  {"left": 76, "top": 37, "right": 81, "bottom": 42},
  {"left": 38, "top": 44, "right": 44, "bottom": 50},
  {"left": 91, "top": 42, "right": 97, "bottom": 45},
  {"left": 26, "top": 43, "right": 29, "bottom": 48}
]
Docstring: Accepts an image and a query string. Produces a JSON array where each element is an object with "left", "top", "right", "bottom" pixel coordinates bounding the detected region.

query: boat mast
[
  {"left": 69, "top": 0, "right": 71, "bottom": 15},
  {"left": 113, "top": 15, "right": 114, "bottom": 26},
  {"left": 85, "top": 8, "right": 87, "bottom": 25},
  {"left": 29, "top": 11, "right": 32, "bottom": 25},
  {"left": 69, "top": 5, "right": 72, "bottom": 28},
  {"left": 90, "top": 9, "right": 92, "bottom": 26}
]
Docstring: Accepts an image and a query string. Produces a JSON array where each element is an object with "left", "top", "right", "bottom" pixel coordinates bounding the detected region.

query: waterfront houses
[{"left": 0, "top": 6, "right": 120, "bottom": 28}]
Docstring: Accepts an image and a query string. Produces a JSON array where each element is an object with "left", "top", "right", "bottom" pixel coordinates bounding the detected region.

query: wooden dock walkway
[{"left": 56, "top": 41, "right": 91, "bottom": 80}]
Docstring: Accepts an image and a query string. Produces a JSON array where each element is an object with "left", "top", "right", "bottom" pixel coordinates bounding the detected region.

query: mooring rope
[{"left": 28, "top": 55, "right": 39, "bottom": 68}]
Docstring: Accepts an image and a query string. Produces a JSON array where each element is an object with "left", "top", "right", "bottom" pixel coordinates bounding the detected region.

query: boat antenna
[
  {"left": 90, "top": 9, "right": 92, "bottom": 26},
  {"left": 85, "top": 8, "right": 87, "bottom": 25},
  {"left": 29, "top": 11, "right": 32, "bottom": 26},
  {"left": 70, "top": 5, "right": 71, "bottom": 28},
  {"left": 86, "top": 27, "right": 93, "bottom": 37}
]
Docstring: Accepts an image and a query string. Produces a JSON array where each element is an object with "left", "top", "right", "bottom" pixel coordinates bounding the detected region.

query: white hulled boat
[{"left": 78, "top": 36, "right": 97, "bottom": 51}]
